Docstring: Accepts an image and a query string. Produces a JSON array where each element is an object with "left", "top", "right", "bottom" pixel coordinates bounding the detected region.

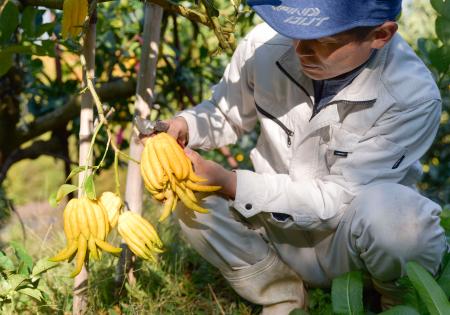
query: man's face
[{"left": 293, "top": 32, "right": 374, "bottom": 80}]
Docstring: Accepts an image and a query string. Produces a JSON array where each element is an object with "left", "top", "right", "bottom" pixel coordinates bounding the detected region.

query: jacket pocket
[
  {"left": 342, "top": 135, "right": 407, "bottom": 185},
  {"left": 255, "top": 102, "right": 294, "bottom": 147},
  {"left": 324, "top": 124, "right": 360, "bottom": 173}
]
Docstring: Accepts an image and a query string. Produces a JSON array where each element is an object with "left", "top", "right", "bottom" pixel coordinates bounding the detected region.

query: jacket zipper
[{"left": 255, "top": 103, "right": 294, "bottom": 146}]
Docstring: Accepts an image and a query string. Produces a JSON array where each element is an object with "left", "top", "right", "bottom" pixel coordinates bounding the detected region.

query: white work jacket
[{"left": 178, "top": 23, "right": 441, "bottom": 230}]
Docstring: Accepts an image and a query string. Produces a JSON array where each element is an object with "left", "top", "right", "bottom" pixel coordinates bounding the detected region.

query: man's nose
[{"left": 295, "top": 40, "right": 315, "bottom": 57}]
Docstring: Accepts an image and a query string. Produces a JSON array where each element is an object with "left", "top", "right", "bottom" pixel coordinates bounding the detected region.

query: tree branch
[
  {"left": 0, "top": 137, "right": 70, "bottom": 184},
  {"left": 13, "top": 79, "right": 135, "bottom": 145},
  {"left": 20, "top": 0, "right": 233, "bottom": 33}
]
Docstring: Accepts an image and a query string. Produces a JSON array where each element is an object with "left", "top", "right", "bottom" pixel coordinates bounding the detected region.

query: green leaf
[
  {"left": 9, "top": 241, "right": 33, "bottom": 275},
  {"left": 36, "top": 22, "right": 55, "bottom": 37},
  {"left": 440, "top": 207, "right": 450, "bottom": 232},
  {"left": 0, "top": 2, "right": 19, "bottom": 44},
  {"left": 202, "top": 0, "right": 219, "bottom": 17},
  {"left": 55, "top": 184, "right": 78, "bottom": 204},
  {"left": 21, "top": 7, "right": 38, "bottom": 38},
  {"left": 48, "top": 192, "right": 57, "bottom": 208},
  {"left": 331, "top": 271, "right": 364, "bottom": 315},
  {"left": 31, "top": 259, "right": 58, "bottom": 278},
  {"left": 431, "top": 0, "right": 450, "bottom": 20},
  {"left": 0, "top": 252, "right": 14, "bottom": 272},
  {"left": 66, "top": 166, "right": 93, "bottom": 183},
  {"left": 0, "top": 52, "right": 13, "bottom": 76},
  {"left": 437, "top": 258, "right": 450, "bottom": 297},
  {"left": 396, "top": 276, "right": 428, "bottom": 314},
  {"left": 429, "top": 46, "right": 450, "bottom": 74},
  {"left": 0, "top": 44, "right": 33, "bottom": 55},
  {"left": 379, "top": 305, "right": 420, "bottom": 315},
  {"left": 7, "top": 274, "right": 27, "bottom": 291},
  {"left": 406, "top": 261, "right": 450, "bottom": 315},
  {"left": 17, "top": 287, "right": 42, "bottom": 301},
  {"left": 0, "top": 277, "right": 9, "bottom": 296},
  {"left": 84, "top": 174, "right": 96, "bottom": 200},
  {"left": 436, "top": 16, "right": 450, "bottom": 45},
  {"left": 34, "top": 39, "right": 56, "bottom": 57}
]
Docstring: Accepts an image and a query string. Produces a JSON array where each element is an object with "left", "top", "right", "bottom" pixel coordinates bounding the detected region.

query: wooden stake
[
  {"left": 73, "top": 10, "right": 96, "bottom": 315},
  {"left": 115, "top": 2, "right": 163, "bottom": 287}
]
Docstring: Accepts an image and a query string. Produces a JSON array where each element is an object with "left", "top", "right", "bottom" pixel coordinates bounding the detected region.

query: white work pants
[{"left": 174, "top": 183, "right": 447, "bottom": 309}]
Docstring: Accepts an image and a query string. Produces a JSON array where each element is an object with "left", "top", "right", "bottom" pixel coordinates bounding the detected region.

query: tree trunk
[
  {"left": 116, "top": 2, "right": 163, "bottom": 287},
  {"left": 73, "top": 13, "right": 96, "bottom": 315}
]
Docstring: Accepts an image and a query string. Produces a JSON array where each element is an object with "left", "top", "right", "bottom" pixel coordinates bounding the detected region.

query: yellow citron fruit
[
  {"left": 61, "top": 0, "right": 88, "bottom": 39},
  {"left": 117, "top": 211, "right": 163, "bottom": 262},
  {"left": 140, "top": 132, "right": 221, "bottom": 222},
  {"left": 49, "top": 197, "right": 122, "bottom": 277},
  {"left": 98, "top": 192, "right": 122, "bottom": 228}
]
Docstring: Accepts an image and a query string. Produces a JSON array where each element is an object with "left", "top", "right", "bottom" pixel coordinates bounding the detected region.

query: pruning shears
[{"left": 134, "top": 115, "right": 169, "bottom": 137}]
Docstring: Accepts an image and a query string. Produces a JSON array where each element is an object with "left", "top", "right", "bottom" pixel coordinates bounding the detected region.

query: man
[{"left": 159, "top": 0, "right": 447, "bottom": 313}]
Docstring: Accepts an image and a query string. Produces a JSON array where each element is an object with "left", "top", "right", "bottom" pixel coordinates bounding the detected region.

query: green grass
[{"left": 0, "top": 198, "right": 259, "bottom": 314}]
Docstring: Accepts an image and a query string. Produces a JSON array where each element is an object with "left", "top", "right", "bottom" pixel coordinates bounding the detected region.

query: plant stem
[
  {"left": 80, "top": 55, "right": 141, "bottom": 166},
  {"left": 114, "top": 151, "right": 120, "bottom": 196}
]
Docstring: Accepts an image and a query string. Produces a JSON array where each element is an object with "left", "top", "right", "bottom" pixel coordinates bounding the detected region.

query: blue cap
[{"left": 247, "top": 0, "right": 402, "bottom": 40}]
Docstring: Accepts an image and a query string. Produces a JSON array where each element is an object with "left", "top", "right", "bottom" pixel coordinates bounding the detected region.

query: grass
[
  {"left": 1, "top": 142, "right": 258, "bottom": 314},
  {"left": 0, "top": 196, "right": 259, "bottom": 314}
]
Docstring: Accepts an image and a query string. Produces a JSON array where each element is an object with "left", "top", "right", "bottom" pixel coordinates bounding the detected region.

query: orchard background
[{"left": 0, "top": 0, "right": 449, "bottom": 314}]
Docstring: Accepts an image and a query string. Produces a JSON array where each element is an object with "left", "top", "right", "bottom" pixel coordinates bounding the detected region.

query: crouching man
[{"left": 159, "top": 0, "right": 447, "bottom": 313}]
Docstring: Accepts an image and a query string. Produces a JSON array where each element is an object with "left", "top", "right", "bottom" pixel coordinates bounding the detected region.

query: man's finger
[{"left": 184, "top": 147, "right": 195, "bottom": 158}]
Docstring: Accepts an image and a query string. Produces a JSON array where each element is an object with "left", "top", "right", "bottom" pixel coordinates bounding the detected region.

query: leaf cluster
[
  {"left": 417, "top": 0, "right": 450, "bottom": 205},
  {"left": 0, "top": 3, "right": 56, "bottom": 76},
  {"left": 0, "top": 242, "right": 58, "bottom": 312}
]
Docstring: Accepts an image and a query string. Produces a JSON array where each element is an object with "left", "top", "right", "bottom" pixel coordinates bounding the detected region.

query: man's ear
[{"left": 370, "top": 21, "right": 398, "bottom": 49}]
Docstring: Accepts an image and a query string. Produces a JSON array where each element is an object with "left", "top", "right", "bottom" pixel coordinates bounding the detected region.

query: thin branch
[
  {"left": 80, "top": 56, "right": 141, "bottom": 165},
  {"left": 8, "top": 200, "right": 27, "bottom": 242}
]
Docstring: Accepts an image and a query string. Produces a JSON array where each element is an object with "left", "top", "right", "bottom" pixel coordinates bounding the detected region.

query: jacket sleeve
[
  {"left": 232, "top": 99, "right": 442, "bottom": 230},
  {"left": 177, "top": 35, "right": 257, "bottom": 151}
]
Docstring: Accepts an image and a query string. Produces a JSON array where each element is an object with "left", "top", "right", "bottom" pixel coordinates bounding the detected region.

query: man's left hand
[{"left": 184, "top": 148, "right": 237, "bottom": 200}]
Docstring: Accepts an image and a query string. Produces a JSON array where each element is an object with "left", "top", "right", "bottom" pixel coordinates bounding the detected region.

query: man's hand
[
  {"left": 165, "top": 116, "right": 189, "bottom": 147},
  {"left": 185, "top": 148, "right": 237, "bottom": 200},
  {"left": 139, "top": 116, "right": 189, "bottom": 146}
]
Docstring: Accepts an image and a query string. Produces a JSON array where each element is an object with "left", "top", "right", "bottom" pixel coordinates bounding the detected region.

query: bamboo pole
[
  {"left": 115, "top": 2, "right": 163, "bottom": 287},
  {"left": 73, "top": 11, "right": 96, "bottom": 315}
]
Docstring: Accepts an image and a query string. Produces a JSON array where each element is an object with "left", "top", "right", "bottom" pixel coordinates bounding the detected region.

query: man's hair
[{"left": 341, "top": 25, "right": 380, "bottom": 42}]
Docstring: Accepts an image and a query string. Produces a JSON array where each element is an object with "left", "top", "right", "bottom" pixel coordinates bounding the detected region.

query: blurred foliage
[
  {"left": 416, "top": 0, "right": 450, "bottom": 205},
  {"left": 398, "top": 0, "right": 437, "bottom": 46},
  {"left": 0, "top": 187, "right": 10, "bottom": 223},
  {"left": 0, "top": 0, "right": 257, "bottom": 204}
]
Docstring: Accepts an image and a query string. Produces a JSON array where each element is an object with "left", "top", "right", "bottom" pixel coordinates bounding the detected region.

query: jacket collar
[
  {"left": 276, "top": 46, "right": 314, "bottom": 101},
  {"left": 276, "top": 40, "right": 390, "bottom": 105},
  {"left": 275, "top": 37, "right": 391, "bottom": 143}
]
